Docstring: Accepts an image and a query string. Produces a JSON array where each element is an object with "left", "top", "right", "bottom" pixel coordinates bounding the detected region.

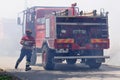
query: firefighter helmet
[{"left": 26, "top": 29, "right": 32, "bottom": 34}]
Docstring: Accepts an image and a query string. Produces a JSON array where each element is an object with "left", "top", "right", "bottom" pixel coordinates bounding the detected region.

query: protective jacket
[{"left": 20, "top": 35, "right": 35, "bottom": 50}]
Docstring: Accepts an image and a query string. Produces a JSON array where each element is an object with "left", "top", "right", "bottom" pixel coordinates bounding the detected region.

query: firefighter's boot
[
  {"left": 25, "top": 65, "right": 31, "bottom": 71},
  {"left": 15, "top": 62, "right": 19, "bottom": 69}
]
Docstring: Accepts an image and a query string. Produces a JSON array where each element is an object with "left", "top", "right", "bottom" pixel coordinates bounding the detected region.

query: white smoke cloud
[
  {"left": 0, "top": 18, "right": 22, "bottom": 56},
  {"left": 0, "top": 0, "right": 120, "bottom": 66},
  {"left": 0, "top": 19, "right": 4, "bottom": 39}
]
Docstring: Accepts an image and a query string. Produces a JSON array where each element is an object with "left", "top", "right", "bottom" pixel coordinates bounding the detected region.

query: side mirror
[{"left": 17, "top": 17, "right": 21, "bottom": 25}]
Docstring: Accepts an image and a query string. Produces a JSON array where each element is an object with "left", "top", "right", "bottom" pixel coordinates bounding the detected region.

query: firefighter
[{"left": 15, "top": 29, "right": 35, "bottom": 71}]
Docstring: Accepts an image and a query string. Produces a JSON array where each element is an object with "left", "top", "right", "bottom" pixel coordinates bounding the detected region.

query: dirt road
[{"left": 0, "top": 56, "right": 120, "bottom": 80}]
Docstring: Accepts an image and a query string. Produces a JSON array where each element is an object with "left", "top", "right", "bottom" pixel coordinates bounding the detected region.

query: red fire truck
[{"left": 17, "top": 3, "right": 110, "bottom": 70}]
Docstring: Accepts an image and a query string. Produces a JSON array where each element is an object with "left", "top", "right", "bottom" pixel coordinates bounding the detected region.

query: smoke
[
  {"left": 105, "top": 40, "right": 120, "bottom": 66},
  {"left": 0, "top": 17, "right": 120, "bottom": 66},
  {"left": 0, "top": 18, "right": 22, "bottom": 57},
  {"left": 0, "top": 1, "right": 120, "bottom": 66},
  {"left": 0, "top": 19, "right": 4, "bottom": 39}
]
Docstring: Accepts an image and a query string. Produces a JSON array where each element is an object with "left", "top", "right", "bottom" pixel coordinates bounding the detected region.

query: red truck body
[{"left": 18, "top": 4, "right": 110, "bottom": 70}]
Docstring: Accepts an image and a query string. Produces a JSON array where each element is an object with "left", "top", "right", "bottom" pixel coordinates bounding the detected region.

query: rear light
[
  {"left": 55, "top": 39, "right": 74, "bottom": 43},
  {"left": 91, "top": 39, "right": 109, "bottom": 43}
]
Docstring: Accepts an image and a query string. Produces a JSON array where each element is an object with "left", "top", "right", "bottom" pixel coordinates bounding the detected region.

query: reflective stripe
[
  {"left": 26, "top": 61, "right": 30, "bottom": 65},
  {"left": 23, "top": 46, "right": 33, "bottom": 50},
  {"left": 56, "top": 39, "right": 74, "bottom": 43},
  {"left": 91, "top": 39, "right": 109, "bottom": 43}
]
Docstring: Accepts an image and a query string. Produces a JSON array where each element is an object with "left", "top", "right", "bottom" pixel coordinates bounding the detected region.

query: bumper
[{"left": 54, "top": 56, "right": 110, "bottom": 59}]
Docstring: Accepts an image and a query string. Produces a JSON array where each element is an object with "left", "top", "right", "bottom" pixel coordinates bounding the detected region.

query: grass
[
  {"left": 0, "top": 75, "right": 13, "bottom": 80},
  {"left": 0, "top": 68, "right": 21, "bottom": 80}
]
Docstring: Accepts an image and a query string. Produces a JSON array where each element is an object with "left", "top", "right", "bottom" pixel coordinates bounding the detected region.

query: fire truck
[{"left": 17, "top": 3, "right": 110, "bottom": 70}]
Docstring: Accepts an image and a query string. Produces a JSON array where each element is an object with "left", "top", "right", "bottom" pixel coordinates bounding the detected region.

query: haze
[{"left": 0, "top": 0, "right": 120, "bottom": 65}]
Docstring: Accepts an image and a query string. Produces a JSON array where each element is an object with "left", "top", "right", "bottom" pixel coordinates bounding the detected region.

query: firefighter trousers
[{"left": 16, "top": 48, "right": 32, "bottom": 68}]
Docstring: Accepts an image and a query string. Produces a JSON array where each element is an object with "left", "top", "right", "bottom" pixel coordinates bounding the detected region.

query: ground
[
  {"left": 0, "top": 56, "right": 120, "bottom": 80},
  {"left": 0, "top": 68, "right": 21, "bottom": 80}
]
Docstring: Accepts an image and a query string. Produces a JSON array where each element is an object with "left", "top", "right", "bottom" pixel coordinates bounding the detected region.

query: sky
[
  {"left": 0, "top": 0, "right": 118, "bottom": 18},
  {"left": 0, "top": 0, "right": 120, "bottom": 56}
]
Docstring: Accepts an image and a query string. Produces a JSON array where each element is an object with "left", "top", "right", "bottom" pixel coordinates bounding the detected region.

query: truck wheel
[
  {"left": 42, "top": 45, "right": 55, "bottom": 70},
  {"left": 86, "top": 50, "right": 103, "bottom": 69},
  {"left": 66, "top": 52, "right": 77, "bottom": 64},
  {"left": 30, "top": 49, "right": 37, "bottom": 65},
  {"left": 66, "top": 59, "right": 77, "bottom": 64},
  {"left": 87, "top": 59, "right": 101, "bottom": 69}
]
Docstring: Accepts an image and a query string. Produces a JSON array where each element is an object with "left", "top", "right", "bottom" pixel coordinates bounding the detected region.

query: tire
[
  {"left": 66, "top": 52, "right": 77, "bottom": 64},
  {"left": 86, "top": 50, "right": 103, "bottom": 69},
  {"left": 30, "top": 49, "right": 37, "bottom": 65},
  {"left": 87, "top": 59, "right": 101, "bottom": 69},
  {"left": 66, "top": 59, "right": 77, "bottom": 64},
  {"left": 42, "top": 45, "right": 55, "bottom": 70}
]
